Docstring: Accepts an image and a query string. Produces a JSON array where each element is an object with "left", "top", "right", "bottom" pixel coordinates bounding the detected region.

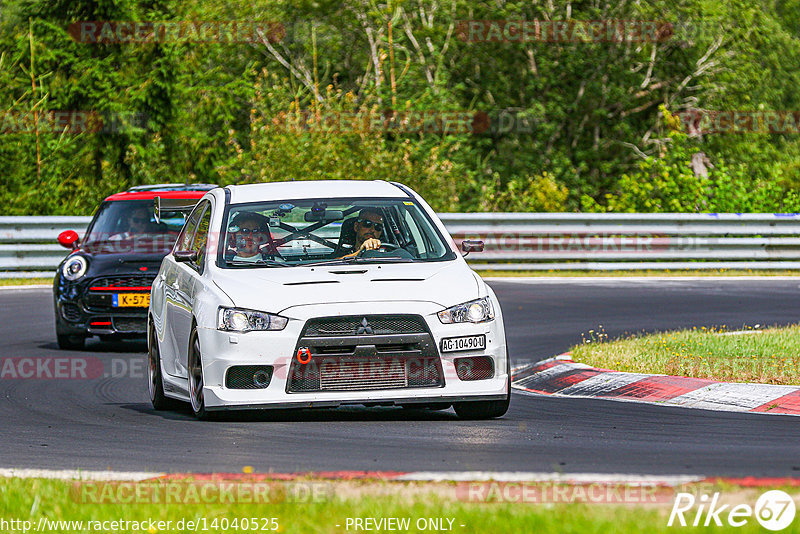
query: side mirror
[
  {"left": 57, "top": 230, "right": 80, "bottom": 250},
  {"left": 461, "top": 240, "right": 484, "bottom": 257},
  {"left": 174, "top": 250, "right": 199, "bottom": 263}
]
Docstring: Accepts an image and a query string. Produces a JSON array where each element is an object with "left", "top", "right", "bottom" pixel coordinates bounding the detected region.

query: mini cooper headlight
[
  {"left": 437, "top": 297, "right": 495, "bottom": 324},
  {"left": 62, "top": 255, "right": 88, "bottom": 281},
  {"left": 218, "top": 307, "right": 288, "bottom": 332}
]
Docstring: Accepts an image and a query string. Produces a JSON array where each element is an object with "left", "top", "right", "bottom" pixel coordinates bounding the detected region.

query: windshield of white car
[{"left": 218, "top": 197, "right": 455, "bottom": 268}]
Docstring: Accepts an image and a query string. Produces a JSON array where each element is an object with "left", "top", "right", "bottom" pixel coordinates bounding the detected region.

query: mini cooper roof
[{"left": 104, "top": 184, "right": 216, "bottom": 202}]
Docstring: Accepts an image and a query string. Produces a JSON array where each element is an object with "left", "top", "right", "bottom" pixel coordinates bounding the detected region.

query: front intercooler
[{"left": 287, "top": 315, "right": 445, "bottom": 393}]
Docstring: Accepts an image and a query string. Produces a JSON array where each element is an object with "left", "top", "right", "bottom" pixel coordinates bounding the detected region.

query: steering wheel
[{"left": 356, "top": 242, "right": 400, "bottom": 258}]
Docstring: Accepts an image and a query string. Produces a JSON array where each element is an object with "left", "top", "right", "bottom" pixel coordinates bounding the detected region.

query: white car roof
[{"left": 225, "top": 180, "right": 409, "bottom": 204}]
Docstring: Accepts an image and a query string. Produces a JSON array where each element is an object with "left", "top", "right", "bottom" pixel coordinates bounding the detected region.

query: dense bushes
[{"left": 1, "top": 1, "right": 799, "bottom": 214}]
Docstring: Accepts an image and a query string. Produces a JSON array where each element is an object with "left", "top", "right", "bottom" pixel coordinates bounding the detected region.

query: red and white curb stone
[{"left": 512, "top": 354, "right": 800, "bottom": 416}]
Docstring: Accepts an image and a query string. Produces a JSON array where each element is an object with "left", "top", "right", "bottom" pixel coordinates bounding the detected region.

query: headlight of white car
[
  {"left": 62, "top": 255, "right": 88, "bottom": 281},
  {"left": 437, "top": 297, "right": 495, "bottom": 324},
  {"left": 218, "top": 307, "right": 288, "bottom": 332}
]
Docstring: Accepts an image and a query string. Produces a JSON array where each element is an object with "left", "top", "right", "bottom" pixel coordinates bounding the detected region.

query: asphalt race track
[{"left": 1, "top": 279, "right": 799, "bottom": 477}]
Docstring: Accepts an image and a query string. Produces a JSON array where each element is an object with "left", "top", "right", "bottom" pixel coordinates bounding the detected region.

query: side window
[
  {"left": 175, "top": 203, "right": 204, "bottom": 252},
  {"left": 190, "top": 205, "right": 212, "bottom": 271}
]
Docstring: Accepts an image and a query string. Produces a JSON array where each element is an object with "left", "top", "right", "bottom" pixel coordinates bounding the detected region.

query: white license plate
[{"left": 441, "top": 334, "right": 486, "bottom": 353}]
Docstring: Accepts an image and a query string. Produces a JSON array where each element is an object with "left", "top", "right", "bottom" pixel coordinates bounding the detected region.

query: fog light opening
[{"left": 253, "top": 370, "right": 271, "bottom": 388}]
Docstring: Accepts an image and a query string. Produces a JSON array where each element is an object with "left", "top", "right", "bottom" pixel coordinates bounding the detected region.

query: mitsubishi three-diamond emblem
[{"left": 356, "top": 317, "right": 373, "bottom": 335}]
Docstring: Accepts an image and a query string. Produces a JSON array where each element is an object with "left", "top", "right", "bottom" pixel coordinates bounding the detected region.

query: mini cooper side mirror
[
  {"left": 461, "top": 240, "right": 484, "bottom": 257},
  {"left": 174, "top": 250, "right": 199, "bottom": 263},
  {"left": 57, "top": 230, "right": 80, "bottom": 250}
]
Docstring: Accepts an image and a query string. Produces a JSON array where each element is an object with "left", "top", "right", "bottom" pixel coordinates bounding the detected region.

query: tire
[
  {"left": 453, "top": 355, "right": 511, "bottom": 420},
  {"left": 56, "top": 332, "right": 86, "bottom": 350},
  {"left": 148, "top": 320, "right": 180, "bottom": 411},
  {"left": 453, "top": 397, "right": 509, "bottom": 419},
  {"left": 188, "top": 327, "right": 211, "bottom": 420}
]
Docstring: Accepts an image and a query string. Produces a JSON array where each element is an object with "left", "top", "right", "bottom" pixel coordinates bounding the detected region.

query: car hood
[{"left": 211, "top": 261, "right": 480, "bottom": 314}]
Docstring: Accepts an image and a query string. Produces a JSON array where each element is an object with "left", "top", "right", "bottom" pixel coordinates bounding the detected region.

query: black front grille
[
  {"left": 112, "top": 316, "right": 147, "bottom": 333},
  {"left": 91, "top": 275, "right": 155, "bottom": 289},
  {"left": 288, "top": 314, "right": 443, "bottom": 393},
  {"left": 302, "top": 315, "right": 427, "bottom": 337},
  {"left": 61, "top": 303, "right": 82, "bottom": 322},
  {"left": 226, "top": 366, "right": 273, "bottom": 389},
  {"left": 84, "top": 275, "right": 155, "bottom": 312}
]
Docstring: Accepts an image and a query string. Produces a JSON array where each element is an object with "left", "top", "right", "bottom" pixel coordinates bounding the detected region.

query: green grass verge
[
  {"left": 478, "top": 269, "right": 800, "bottom": 277},
  {"left": 0, "top": 478, "right": 791, "bottom": 533},
  {"left": 0, "top": 278, "right": 51, "bottom": 286},
  {"left": 572, "top": 324, "right": 800, "bottom": 385}
]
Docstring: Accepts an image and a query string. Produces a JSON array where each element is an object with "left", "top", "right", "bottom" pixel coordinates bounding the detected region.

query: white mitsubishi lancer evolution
[{"left": 147, "top": 180, "right": 510, "bottom": 419}]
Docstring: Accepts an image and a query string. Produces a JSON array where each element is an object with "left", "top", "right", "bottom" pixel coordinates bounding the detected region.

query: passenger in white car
[{"left": 226, "top": 212, "right": 281, "bottom": 262}]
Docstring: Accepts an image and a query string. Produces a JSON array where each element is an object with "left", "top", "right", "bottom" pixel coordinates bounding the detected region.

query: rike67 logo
[{"left": 669, "top": 490, "right": 796, "bottom": 530}]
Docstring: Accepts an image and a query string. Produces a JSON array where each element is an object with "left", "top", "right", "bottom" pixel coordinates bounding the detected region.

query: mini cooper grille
[
  {"left": 302, "top": 315, "right": 427, "bottom": 337},
  {"left": 91, "top": 275, "right": 155, "bottom": 289},
  {"left": 454, "top": 356, "right": 495, "bottom": 381},
  {"left": 112, "top": 317, "right": 147, "bottom": 333},
  {"left": 226, "top": 366, "right": 273, "bottom": 389},
  {"left": 61, "top": 303, "right": 82, "bottom": 322}
]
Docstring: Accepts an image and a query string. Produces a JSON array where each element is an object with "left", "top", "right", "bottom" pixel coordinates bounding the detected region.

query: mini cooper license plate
[
  {"left": 441, "top": 334, "right": 486, "bottom": 353},
  {"left": 112, "top": 293, "right": 150, "bottom": 308}
]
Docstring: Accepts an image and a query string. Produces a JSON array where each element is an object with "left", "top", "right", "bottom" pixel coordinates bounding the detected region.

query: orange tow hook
[{"left": 296, "top": 347, "right": 311, "bottom": 364}]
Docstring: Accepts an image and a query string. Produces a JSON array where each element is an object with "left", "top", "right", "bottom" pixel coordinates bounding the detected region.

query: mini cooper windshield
[
  {"left": 83, "top": 200, "right": 188, "bottom": 252},
  {"left": 219, "top": 198, "right": 455, "bottom": 267}
]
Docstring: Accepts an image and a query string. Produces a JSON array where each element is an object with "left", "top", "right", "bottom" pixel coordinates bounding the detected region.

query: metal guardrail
[{"left": 2, "top": 213, "right": 800, "bottom": 278}]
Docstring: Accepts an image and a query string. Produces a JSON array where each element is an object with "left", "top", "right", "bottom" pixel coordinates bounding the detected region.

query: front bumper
[
  {"left": 196, "top": 303, "right": 508, "bottom": 409},
  {"left": 55, "top": 276, "right": 153, "bottom": 336}
]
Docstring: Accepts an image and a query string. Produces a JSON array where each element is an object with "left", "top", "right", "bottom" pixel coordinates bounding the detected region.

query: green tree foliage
[{"left": 0, "top": 0, "right": 799, "bottom": 214}]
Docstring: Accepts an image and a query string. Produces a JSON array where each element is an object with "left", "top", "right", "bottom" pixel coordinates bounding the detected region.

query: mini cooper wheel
[
  {"left": 148, "top": 320, "right": 180, "bottom": 410},
  {"left": 56, "top": 332, "right": 86, "bottom": 350},
  {"left": 188, "top": 327, "right": 210, "bottom": 420}
]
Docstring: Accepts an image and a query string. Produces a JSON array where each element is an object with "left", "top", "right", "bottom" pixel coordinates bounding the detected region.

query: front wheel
[
  {"left": 188, "top": 327, "right": 211, "bottom": 420},
  {"left": 453, "top": 398, "right": 509, "bottom": 419},
  {"left": 56, "top": 331, "right": 85, "bottom": 350},
  {"left": 453, "top": 356, "right": 511, "bottom": 420}
]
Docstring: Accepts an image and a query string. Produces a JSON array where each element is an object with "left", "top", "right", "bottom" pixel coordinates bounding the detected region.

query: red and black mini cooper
[{"left": 53, "top": 184, "right": 215, "bottom": 349}]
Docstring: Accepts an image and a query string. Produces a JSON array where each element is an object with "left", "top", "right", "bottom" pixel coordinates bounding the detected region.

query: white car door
[
  {"left": 163, "top": 202, "right": 205, "bottom": 377},
  {"left": 170, "top": 202, "right": 212, "bottom": 378}
]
